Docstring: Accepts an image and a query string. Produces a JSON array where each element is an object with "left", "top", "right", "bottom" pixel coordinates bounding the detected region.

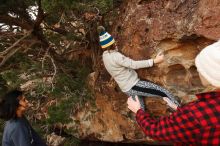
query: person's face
[
  {"left": 17, "top": 95, "right": 29, "bottom": 113},
  {"left": 199, "top": 73, "right": 211, "bottom": 87}
]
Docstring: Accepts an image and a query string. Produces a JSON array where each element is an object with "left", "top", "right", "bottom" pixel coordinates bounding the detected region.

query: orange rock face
[{"left": 71, "top": 0, "right": 220, "bottom": 143}]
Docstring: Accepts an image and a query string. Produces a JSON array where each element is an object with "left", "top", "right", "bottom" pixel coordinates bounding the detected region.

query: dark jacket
[{"left": 2, "top": 117, "right": 47, "bottom": 146}]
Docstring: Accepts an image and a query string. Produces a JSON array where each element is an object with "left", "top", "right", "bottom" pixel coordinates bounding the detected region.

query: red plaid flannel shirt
[{"left": 136, "top": 91, "right": 220, "bottom": 145}]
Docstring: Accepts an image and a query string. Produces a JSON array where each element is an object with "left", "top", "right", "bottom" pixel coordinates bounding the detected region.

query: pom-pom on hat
[
  {"left": 98, "top": 26, "right": 115, "bottom": 49},
  {"left": 195, "top": 40, "right": 220, "bottom": 87}
]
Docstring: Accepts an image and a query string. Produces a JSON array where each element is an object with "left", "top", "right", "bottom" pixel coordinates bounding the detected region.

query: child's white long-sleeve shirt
[{"left": 102, "top": 50, "right": 154, "bottom": 92}]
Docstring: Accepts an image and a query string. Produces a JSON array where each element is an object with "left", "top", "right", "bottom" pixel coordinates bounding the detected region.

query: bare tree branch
[
  {"left": 44, "top": 24, "right": 68, "bottom": 35},
  {"left": 47, "top": 54, "right": 57, "bottom": 90},
  {"left": 23, "top": 40, "right": 39, "bottom": 53},
  {"left": 0, "top": 31, "right": 32, "bottom": 56},
  {"left": 41, "top": 47, "right": 57, "bottom": 91},
  {"left": 0, "top": 31, "right": 32, "bottom": 67}
]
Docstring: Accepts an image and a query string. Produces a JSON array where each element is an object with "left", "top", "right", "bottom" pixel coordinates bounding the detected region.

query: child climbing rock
[{"left": 98, "top": 26, "right": 180, "bottom": 110}]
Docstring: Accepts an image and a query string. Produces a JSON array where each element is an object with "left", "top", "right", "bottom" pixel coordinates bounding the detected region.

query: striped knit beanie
[
  {"left": 98, "top": 26, "right": 115, "bottom": 49},
  {"left": 195, "top": 40, "right": 220, "bottom": 87}
]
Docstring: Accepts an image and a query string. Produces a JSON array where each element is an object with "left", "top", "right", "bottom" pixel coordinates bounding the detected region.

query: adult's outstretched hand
[{"left": 127, "top": 96, "right": 141, "bottom": 114}]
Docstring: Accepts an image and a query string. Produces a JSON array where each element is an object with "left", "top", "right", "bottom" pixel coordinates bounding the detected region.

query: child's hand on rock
[{"left": 154, "top": 51, "right": 164, "bottom": 64}]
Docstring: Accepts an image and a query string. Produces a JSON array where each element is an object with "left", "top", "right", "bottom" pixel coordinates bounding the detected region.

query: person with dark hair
[
  {"left": 97, "top": 26, "right": 180, "bottom": 110},
  {"left": 127, "top": 41, "right": 220, "bottom": 145},
  {"left": 0, "top": 90, "right": 47, "bottom": 146}
]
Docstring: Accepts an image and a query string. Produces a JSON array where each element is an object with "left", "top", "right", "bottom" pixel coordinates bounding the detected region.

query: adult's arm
[{"left": 136, "top": 106, "right": 201, "bottom": 143}]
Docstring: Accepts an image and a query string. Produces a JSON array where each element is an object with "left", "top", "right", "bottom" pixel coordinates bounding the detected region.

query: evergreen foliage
[{"left": 0, "top": 0, "right": 119, "bottom": 144}]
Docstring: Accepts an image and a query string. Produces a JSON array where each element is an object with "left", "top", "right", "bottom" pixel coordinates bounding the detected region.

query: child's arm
[
  {"left": 127, "top": 96, "right": 198, "bottom": 142},
  {"left": 114, "top": 52, "right": 164, "bottom": 69}
]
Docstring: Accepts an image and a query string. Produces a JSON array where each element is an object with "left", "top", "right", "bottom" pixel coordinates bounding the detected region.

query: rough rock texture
[{"left": 71, "top": 0, "right": 220, "bottom": 144}]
